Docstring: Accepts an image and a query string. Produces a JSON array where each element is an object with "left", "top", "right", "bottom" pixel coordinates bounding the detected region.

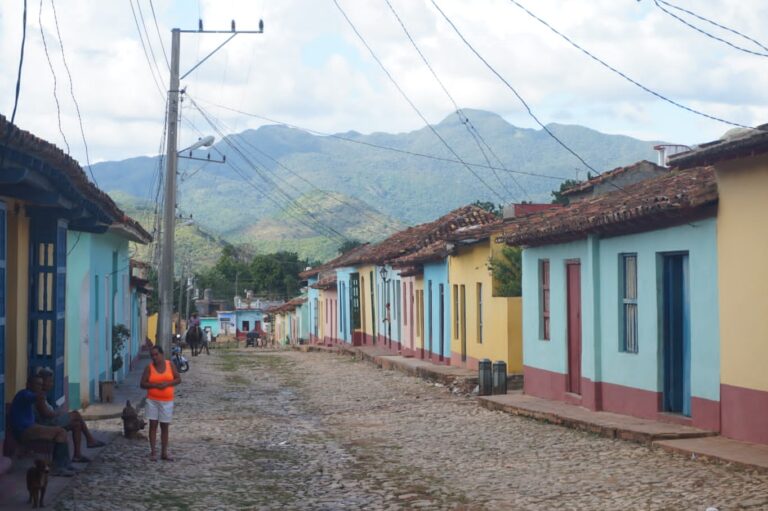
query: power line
[
  {"left": 1, "top": 0, "right": 27, "bottom": 170},
  {"left": 196, "top": 98, "right": 569, "bottom": 181},
  {"left": 505, "top": 0, "right": 753, "bottom": 129},
  {"left": 39, "top": 0, "right": 69, "bottom": 154},
  {"left": 430, "top": 0, "right": 601, "bottom": 177},
  {"left": 382, "top": 0, "right": 529, "bottom": 202},
  {"left": 49, "top": 0, "right": 98, "bottom": 184},
  {"left": 10, "top": 0, "right": 27, "bottom": 126},
  {"left": 185, "top": 100, "right": 351, "bottom": 243},
  {"left": 128, "top": 0, "right": 166, "bottom": 101},
  {"left": 654, "top": 0, "right": 768, "bottom": 55},
  {"left": 148, "top": 0, "right": 170, "bottom": 69},
  {"left": 332, "top": 0, "right": 507, "bottom": 203},
  {"left": 187, "top": 96, "right": 403, "bottom": 232}
]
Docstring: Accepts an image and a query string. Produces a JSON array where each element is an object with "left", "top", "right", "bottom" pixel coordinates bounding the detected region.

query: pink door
[{"left": 566, "top": 262, "right": 582, "bottom": 395}]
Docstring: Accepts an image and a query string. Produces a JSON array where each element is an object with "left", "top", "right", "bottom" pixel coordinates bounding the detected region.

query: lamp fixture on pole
[{"left": 156, "top": 20, "right": 264, "bottom": 355}]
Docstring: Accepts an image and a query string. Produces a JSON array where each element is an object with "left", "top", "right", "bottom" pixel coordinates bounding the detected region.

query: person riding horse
[{"left": 186, "top": 313, "right": 204, "bottom": 356}]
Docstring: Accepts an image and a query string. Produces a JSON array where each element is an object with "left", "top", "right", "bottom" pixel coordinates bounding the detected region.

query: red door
[{"left": 566, "top": 262, "right": 582, "bottom": 395}]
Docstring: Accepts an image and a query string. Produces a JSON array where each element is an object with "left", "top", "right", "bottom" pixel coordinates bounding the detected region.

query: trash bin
[
  {"left": 478, "top": 358, "right": 492, "bottom": 396},
  {"left": 492, "top": 361, "right": 507, "bottom": 395}
]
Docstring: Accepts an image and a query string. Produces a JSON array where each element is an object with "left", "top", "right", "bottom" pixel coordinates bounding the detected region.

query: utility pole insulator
[{"left": 231, "top": 20, "right": 236, "bottom": 32}]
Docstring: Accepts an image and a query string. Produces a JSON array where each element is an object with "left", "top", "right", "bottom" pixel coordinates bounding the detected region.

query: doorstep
[
  {"left": 478, "top": 392, "right": 716, "bottom": 445},
  {"left": 654, "top": 436, "right": 768, "bottom": 472}
]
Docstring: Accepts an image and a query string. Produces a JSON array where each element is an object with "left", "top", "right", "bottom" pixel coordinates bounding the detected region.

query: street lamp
[{"left": 379, "top": 266, "right": 392, "bottom": 349}]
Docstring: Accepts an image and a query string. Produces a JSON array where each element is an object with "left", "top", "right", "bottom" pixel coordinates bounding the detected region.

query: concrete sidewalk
[
  {"left": 1, "top": 361, "right": 148, "bottom": 509},
  {"left": 296, "top": 344, "right": 484, "bottom": 393},
  {"left": 479, "top": 392, "right": 768, "bottom": 473},
  {"left": 80, "top": 362, "right": 147, "bottom": 420}
]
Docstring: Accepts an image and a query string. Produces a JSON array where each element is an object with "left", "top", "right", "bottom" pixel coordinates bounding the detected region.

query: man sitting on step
[
  {"left": 35, "top": 368, "right": 106, "bottom": 463},
  {"left": 9, "top": 375, "right": 75, "bottom": 477}
]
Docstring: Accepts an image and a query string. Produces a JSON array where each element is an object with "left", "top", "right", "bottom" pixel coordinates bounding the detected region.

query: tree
[
  {"left": 472, "top": 200, "right": 503, "bottom": 218},
  {"left": 489, "top": 246, "right": 522, "bottom": 297},
  {"left": 550, "top": 179, "right": 583, "bottom": 205},
  {"left": 337, "top": 239, "right": 363, "bottom": 255}
]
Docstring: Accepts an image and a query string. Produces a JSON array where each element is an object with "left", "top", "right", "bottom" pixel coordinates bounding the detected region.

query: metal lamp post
[{"left": 379, "top": 266, "right": 392, "bottom": 349}]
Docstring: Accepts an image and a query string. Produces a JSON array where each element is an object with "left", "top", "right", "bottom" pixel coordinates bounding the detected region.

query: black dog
[{"left": 26, "top": 459, "right": 49, "bottom": 508}]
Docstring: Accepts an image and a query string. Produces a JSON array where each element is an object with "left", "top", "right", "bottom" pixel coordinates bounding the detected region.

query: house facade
[
  {"left": 0, "top": 115, "right": 150, "bottom": 445},
  {"left": 509, "top": 165, "right": 720, "bottom": 431},
  {"left": 671, "top": 128, "right": 768, "bottom": 444}
]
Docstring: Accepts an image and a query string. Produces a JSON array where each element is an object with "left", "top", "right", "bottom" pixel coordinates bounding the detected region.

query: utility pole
[
  {"left": 158, "top": 29, "right": 181, "bottom": 355},
  {"left": 156, "top": 21, "right": 263, "bottom": 354}
]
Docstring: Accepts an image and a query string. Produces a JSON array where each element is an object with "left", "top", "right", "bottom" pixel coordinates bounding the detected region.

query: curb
[{"left": 80, "top": 396, "right": 147, "bottom": 421}]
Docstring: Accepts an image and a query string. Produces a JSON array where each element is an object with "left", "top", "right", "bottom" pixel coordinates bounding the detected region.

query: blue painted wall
[
  {"left": 423, "top": 260, "right": 450, "bottom": 359},
  {"left": 521, "top": 219, "right": 719, "bottom": 401},
  {"left": 66, "top": 231, "right": 131, "bottom": 408},
  {"left": 335, "top": 267, "right": 357, "bottom": 344},
  {"left": 307, "top": 276, "right": 319, "bottom": 339}
]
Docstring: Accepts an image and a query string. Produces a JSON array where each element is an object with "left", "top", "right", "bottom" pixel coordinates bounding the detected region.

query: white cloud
[{"left": 1, "top": 0, "right": 766, "bottom": 164}]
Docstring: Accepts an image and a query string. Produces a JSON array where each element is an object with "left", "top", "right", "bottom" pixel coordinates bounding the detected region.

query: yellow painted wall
[
  {"left": 147, "top": 313, "right": 158, "bottom": 344},
  {"left": 355, "top": 264, "right": 378, "bottom": 339},
  {"left": 717, "top": 155, "right": 768, "bottom": 391},
  {"left": 5, "top": 199, "right": 29, "bottom": 399},
  {"left": 448, "top": 239, "right": 523, "bottom": 372},
  {"left": 413, "top": 275, "right": 425, "bottom": 352}
]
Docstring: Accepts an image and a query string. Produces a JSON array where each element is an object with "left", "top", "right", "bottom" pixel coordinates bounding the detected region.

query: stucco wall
[
  {"left": 423, "top": 260, "right": 450, "bottom": 360},
  {"left": 447, "top": 241, "right": 523, "bottom": 372},
  {"left": 4, "top": 199, "right": 30, "bottom": 402},
  {"left": 716, "top": 156, "right": 768, "bottom": 392},
  {"left": 522, "top": 219, "right": 719, "bottom": 403}
]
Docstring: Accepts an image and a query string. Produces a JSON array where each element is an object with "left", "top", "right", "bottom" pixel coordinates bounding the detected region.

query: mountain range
[{"left": 94, "top": 109, "right": 663, "bottom": 262}]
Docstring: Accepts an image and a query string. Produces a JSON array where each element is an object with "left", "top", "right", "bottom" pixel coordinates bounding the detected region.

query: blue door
[
  {"left": 0, "top": 201, "right": 6, "bottom": 438},
  {"left": 662, "top": 253, "right": 691, "bottom": 416},
  {"left": 29, "top": 213, "right": 67, "bottom": 407}
]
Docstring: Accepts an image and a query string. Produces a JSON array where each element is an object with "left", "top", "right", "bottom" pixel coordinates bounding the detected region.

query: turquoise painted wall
[
  {"left": 200, "top": 317, "right": 219, "bottom": 336},
  {"left": 521, "top": 219, "right": 719, "bottom": 401},
  {"left": 423, "top": 260, "right": 450, "bottom": 359},
  {"left": 66, "top": 231, "right": 131, "bottom": 408},
  {"left": 307, "top": 276, "right": 319, "bottom": 339},
  {"left": 335, "top": 267, "right": 356, "bottom": 343}
]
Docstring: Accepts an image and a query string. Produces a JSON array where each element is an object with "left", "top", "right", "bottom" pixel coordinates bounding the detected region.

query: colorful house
[
  {"left": 670, "top": 127, "right": 768, "bottom": 444},
  {"left": 0, "top": 115, "right": 148, "bottom": 445},
  {"left": 335, "top": 206, "right": 499, "bottom": 357},
  {"left": 508, "top": 165, "right": 720, "bottom": 431},
  {"left": 65, "top": 221, "right": 151, "bottom": 409}
]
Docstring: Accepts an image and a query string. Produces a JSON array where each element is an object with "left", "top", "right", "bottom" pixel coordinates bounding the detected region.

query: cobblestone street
[{"left": 55, "top": 349, "right": 768, "bottom": 511}]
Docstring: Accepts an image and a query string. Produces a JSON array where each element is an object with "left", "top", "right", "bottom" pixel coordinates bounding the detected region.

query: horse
[{"left": 185, "top": 325, "right": 204, "bottom": 357}]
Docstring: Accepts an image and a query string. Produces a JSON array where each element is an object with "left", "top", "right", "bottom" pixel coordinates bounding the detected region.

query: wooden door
[
  {"left": 663, "top": 254, "right": 691, "bottom": 416},
  {"left": 0, "top": 202, "right": 6, "bottom": 436},
  {"left": 566, "top": 262, "right": 582, "bottom": 395}
]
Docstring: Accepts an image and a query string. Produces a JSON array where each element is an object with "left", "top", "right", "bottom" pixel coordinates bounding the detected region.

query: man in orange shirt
[{"left": 140, "top": 345, "right": 181, "bottom": 461}]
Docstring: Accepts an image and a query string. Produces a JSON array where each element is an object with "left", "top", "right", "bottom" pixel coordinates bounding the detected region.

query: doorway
[
  {"left": 566, "top": 261, "right": 582, "bottom": 395},
  {"left": 662, "top": 253, "right": 691, "bottom": 416}
]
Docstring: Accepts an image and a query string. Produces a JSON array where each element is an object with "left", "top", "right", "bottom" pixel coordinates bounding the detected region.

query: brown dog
[
  {"left": 121, "top": 400, "right": 146, "bottom": 439},
  {"left": 26, "top": 459, "right": 49, "bottom": 508}
]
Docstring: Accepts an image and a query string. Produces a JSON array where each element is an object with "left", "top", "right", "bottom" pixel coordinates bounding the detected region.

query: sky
[{"left": 1, "top": 0, "right": 767, "bottom": 166}]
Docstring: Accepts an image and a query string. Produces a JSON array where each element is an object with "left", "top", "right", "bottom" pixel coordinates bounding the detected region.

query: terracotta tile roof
[
  {"left": 341, "top": 205, "right": 498, "bottom": 267},
  {"left": 0, "top": 115, "right": 151, "bottom": 243},
  {"left": 501, "top": 166, "right": 718, "bottom": 247},
  {"left": 560, "top": 160, "right": 666, "bottom": 198},
  {"left": 299, "top": 243, "right": 371, "bottom": 279},
  {"left": 670, "top": 125, "right": 768, "bottom": 169},
  {"left": 310, "top": 274, "right": 337, "bottom": 290}
]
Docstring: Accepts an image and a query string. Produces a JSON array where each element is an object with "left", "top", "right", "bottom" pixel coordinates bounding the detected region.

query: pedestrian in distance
[{"left": 140, "top": 345, "right": 181, "bottom": 462}]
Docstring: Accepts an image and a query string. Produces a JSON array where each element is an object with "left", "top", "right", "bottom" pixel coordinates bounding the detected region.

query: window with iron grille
[
  {"left": 539, "top": 260, "right": 550, "bottom": 340},
  {"left": 621, "top": 254, "right": 639, "bottom": 353},
  {"left": 350, "top": 273, "right": 361, "bottom": 330}
]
